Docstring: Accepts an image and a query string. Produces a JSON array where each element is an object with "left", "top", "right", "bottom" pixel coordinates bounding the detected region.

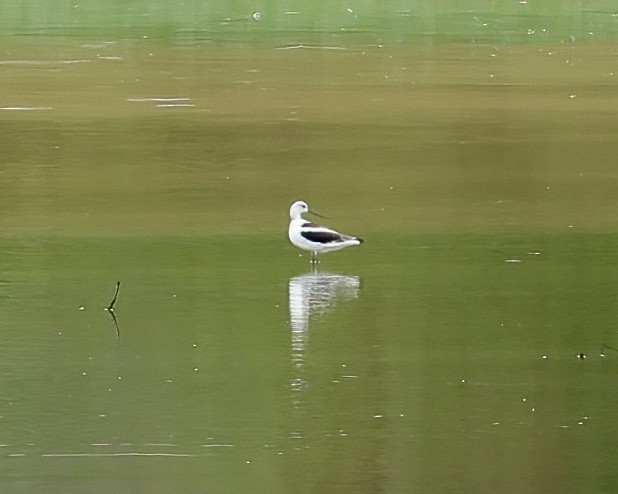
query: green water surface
[{"left": 1, "top": 2, "right": 618, "bottom": 493}]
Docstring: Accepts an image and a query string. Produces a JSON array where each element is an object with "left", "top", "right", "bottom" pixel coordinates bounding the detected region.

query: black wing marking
[{"left": 301, "top": 230, "right": 344, "bottom": 244}]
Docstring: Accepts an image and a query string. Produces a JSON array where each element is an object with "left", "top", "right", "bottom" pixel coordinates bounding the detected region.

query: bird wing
[
  {"left": 301, "top": 225, "right": 346, "bottom": 244},
  {"left": 302, "top": 230, "right": 343, "bottom": 243}
]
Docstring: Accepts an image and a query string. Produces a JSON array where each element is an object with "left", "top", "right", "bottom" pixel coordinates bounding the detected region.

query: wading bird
[{"left": 288, "top": 200, "right": 363, "bottom": 264}]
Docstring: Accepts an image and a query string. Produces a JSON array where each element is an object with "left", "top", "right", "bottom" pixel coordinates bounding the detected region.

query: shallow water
[
  {"left": 2, "top": 3, "right": 618, "bottom": 493},
  {"left": 2, "top": 234, "right": 617, "bottom": 493}
]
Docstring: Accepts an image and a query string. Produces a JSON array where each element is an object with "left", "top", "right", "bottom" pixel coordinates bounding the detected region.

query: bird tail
[{"left": 346, "top": 236, "right": 363, "bottom": 244}]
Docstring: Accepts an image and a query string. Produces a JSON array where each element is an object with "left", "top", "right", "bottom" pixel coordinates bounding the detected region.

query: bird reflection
[
  {"left": 288, "top": 271, "right": 361, "bottom": 383},
  {"left": 287, "top": 271, "right": 361, "bottom": 448},
  {"left": 289, "top": 272, "right": 361, "bottom": 334}
]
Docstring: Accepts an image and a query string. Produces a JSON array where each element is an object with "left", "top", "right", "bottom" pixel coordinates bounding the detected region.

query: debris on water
[
  {"left": 600, "top": 343, "right": 618, "bottom": 357},
  {"left": 106, "top": 281, "right": 120, "bottom": 311},
  {"left": 541, "top": 354, "right": 548, "bottom": 360}
]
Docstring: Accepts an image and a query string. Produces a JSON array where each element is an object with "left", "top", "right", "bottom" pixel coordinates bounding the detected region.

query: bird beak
[{"left": 309, "top": 209, "right": 327, "bottom": 219}]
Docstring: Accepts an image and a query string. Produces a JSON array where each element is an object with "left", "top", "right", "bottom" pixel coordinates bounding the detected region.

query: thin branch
[{"left": 107, "top": 281, "right": 121, "bottom": 312}]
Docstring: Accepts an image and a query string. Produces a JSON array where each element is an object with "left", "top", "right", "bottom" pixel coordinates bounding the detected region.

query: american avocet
[{"left": 288, "top": 200, "right": 364, "bottom": 264}]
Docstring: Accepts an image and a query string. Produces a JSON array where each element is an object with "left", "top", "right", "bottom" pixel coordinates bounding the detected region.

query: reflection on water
[
  {"left": 289, "top": 271, "right": 361, "bottom": 360},
  {"left": 287, "top": 271, "right": 361, "bottom": 441}
]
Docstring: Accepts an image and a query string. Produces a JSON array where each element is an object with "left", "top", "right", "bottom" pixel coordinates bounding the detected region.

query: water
[{"left": 2, "top": 3, "right": 618, "bottom": 493}]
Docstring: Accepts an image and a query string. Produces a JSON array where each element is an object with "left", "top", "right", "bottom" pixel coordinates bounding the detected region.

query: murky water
[{"left": 2, "top": 3, "right": 618, "bottom": 493}]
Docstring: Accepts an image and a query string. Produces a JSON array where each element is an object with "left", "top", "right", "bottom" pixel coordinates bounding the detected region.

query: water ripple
[
  {"left": 0, "top": 106, "right": 53, "bottom": 111},
  {"left": 0, "top": 59, "right": 91, "bottom": 65}
]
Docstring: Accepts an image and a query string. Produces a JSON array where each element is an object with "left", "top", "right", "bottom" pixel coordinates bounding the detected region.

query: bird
[{"left": 288, "top": 200, "right": 364, "bottom": 264}]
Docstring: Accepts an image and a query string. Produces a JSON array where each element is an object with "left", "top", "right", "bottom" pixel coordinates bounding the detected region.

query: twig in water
[
  {"left": 107, "top": 281, "right": 121, "bottom": 312},
  {"left": 104, "top": 281, "right": 121, "bottom": 339}
]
